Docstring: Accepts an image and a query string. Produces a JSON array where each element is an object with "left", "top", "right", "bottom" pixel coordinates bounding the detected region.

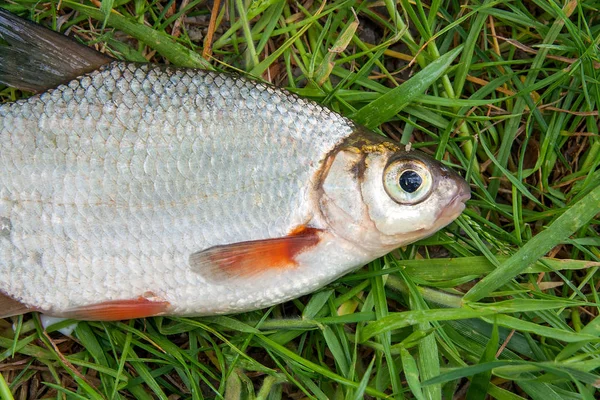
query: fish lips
[{"left": 437, "top": 182, "right": 471, "bottom": 225}]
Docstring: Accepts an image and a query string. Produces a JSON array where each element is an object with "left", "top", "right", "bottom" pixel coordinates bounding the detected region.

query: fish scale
[{"left": 0, "top": 61, "right": 355, "bottom": 315}]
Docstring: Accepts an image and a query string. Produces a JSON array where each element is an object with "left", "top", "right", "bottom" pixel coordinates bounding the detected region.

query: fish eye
[
  {"left": 383, "top": 159, "right": 433, "bottom": 204},
  {"left": 399, "top": 170, "right": 422, "bottom": 193}
]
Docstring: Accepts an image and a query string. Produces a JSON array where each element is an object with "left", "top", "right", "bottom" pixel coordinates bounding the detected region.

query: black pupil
[{"left": 399, "top": 170, "right": 422, "bottom": 193}]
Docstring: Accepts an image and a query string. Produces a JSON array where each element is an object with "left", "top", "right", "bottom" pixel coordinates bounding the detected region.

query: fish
[{"left": 0, "top": 10, "right": 470, "bottom": 321}]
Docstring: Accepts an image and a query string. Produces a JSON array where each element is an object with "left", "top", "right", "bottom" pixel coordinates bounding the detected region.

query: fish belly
[{"left": 0, "top": 62, "right": 354, "bottom": 315}]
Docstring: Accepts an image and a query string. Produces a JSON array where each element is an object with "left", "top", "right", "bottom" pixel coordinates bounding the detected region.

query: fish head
[{"left": 318, "top": 130, "right": 470, "bottom": 254}]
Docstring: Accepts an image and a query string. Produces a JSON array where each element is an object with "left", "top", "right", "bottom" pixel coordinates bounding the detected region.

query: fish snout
[
  {"left": 457, "top": 178, "right": 471, "bottom": 204},
  {"left": 437, "top": 178, "right": 470, "bottom": 223}
]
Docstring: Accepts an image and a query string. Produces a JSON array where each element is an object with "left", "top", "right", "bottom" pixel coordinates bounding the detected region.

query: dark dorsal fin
[{"left": 0, "top": 9, "right": 112, "bottom": 93}]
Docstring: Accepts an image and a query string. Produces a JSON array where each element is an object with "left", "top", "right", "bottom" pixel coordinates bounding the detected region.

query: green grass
[{"left": 1, "top": 0, "right": 600, "bottom": 398}]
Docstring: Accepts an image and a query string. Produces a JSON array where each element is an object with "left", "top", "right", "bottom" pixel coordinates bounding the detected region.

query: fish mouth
[{"left": 437, "top": 184, "right": 471, "bottom": 223}]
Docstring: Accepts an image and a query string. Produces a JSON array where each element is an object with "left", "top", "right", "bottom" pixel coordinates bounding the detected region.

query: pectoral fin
[{"left": 189, "top": 227, "right": 322, "bottom": 282}]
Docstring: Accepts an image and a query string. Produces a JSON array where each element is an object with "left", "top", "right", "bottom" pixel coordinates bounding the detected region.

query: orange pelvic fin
[
  {"left": 61, "top": 295, "right": 170, "bottom": 321},
  {"left": 189, "top": 226, "right": 322, "bottom": 281},
  {"left": 0, "top": 292, "right": 32, "bottom": 318}
]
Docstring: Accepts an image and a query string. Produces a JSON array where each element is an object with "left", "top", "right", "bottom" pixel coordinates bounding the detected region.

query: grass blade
[
  {"left": 351, "top": 46, "right": 463, "bottom": 129},
  {"left": 0, "top": 373, "right": 14, "bottom": 400},
  {"left": 466, "top": 321, "right": 498, "bottom": 400},
  {"left": 464, "top": 184, "right": 600, "bottom": 302},
  {"left": 62, "top": 1, "right": 213, "bottom": 69},
  {"left": 400, "top": 347, "right": 426, "bottom": 400},
  {"left": 352, "top": 356, "right": 376, "bottom": 400}
]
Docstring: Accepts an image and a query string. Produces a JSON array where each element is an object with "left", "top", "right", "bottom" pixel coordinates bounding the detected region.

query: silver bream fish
[{"left": 0, "top": 11, "right": 470, "bottom": 320}]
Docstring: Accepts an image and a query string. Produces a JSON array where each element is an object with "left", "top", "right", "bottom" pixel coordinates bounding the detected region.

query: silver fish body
[{"left": 0, "top": 61, "right": 470, "bottom": 319}]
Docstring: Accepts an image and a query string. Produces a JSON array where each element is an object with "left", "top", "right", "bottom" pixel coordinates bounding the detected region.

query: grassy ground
[{"left": 1, "top": 0, "right": 600, "bottom": 398}]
